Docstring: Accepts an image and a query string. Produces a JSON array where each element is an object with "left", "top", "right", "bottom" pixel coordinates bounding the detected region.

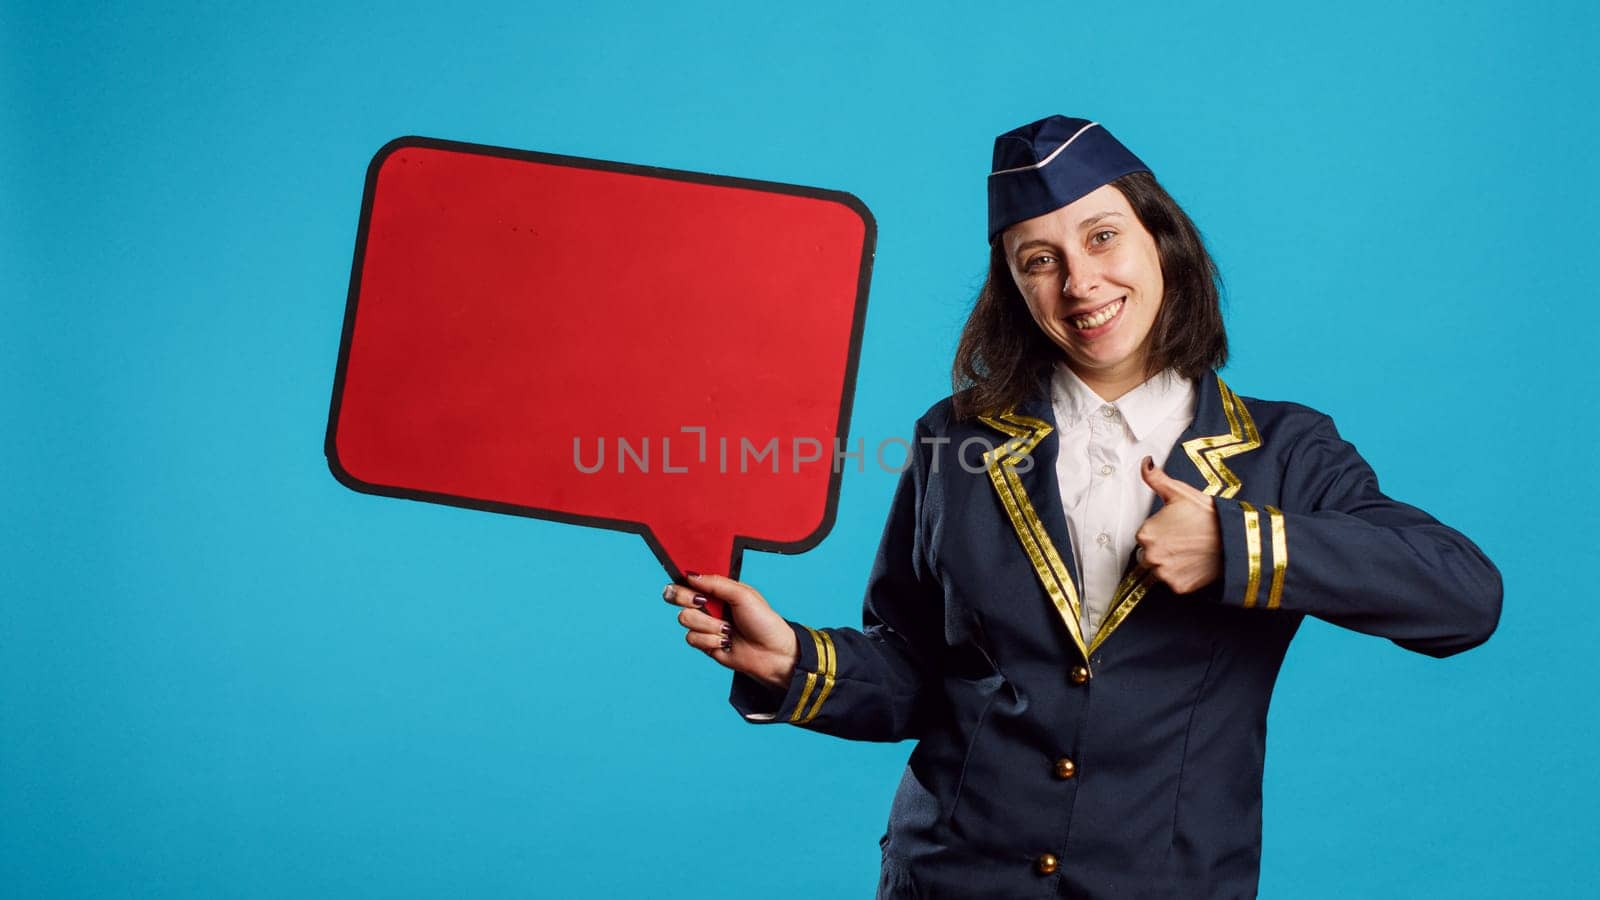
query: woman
[{"left": 663, "top": 115, "right": 1502, "bottom": 899}]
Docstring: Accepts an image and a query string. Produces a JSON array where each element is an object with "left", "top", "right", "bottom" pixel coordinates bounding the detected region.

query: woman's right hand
[{"left": 665, "top": 572, "right": 799, "bottom": 692}]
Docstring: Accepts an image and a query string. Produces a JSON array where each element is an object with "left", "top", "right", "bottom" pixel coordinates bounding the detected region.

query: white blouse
[{"left": 1049, "top": 365, "right": 1197, "bottom": 644}]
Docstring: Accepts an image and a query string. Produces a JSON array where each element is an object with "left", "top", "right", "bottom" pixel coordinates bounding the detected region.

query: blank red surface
[{"left": 331, "top": 143, "right": 871, "bottom": 577}]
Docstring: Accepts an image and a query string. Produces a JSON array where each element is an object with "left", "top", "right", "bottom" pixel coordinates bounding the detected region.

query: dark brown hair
[{"left": 951, "top": 170, "right": 1227, "bottom": 420}]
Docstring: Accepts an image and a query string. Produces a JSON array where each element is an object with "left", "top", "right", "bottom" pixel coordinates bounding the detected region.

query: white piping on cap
[{"left": 988, "top": 121, "right": 1100, "bottom": 177}]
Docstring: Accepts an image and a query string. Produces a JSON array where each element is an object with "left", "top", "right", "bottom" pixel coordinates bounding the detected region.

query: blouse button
[
  {"left": 1035, "top": 853, "right": 1059, "bottom": 875},
  {"left": 1100, "top": 464, "right": 1114, "bottom": 476},
  {"left": 1100, "top": 405, "right": 1117, "bottom": 418},
  {"left": 1096, "top": 532, "right": 1110, "bottom": 546}
]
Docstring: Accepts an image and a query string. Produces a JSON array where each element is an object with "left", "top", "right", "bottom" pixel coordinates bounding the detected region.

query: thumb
[{"left": 1140, "top": 456, "right": 1188, "bottom": 502}]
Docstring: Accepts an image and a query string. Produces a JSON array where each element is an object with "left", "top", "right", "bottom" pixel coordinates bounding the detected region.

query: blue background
[{"left": 5, "top": 1, "right": 1596, "bottom": 896}]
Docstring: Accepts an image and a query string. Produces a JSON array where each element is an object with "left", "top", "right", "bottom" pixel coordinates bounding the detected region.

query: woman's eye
[
  {"left": 1090, "top": 230, "right": 1116, "bottom": 246},
  {"left": 1025, "top": 255, "right": 1057, "bottom": 271}
]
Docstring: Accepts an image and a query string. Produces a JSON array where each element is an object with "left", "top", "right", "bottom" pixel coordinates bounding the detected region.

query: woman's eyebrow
[
  {"left": 1011, "top": 239, "right": 1055, "bottom": 259},
  {"left": 1076, "top": 211, "right": 1123, "bottom": 230}
]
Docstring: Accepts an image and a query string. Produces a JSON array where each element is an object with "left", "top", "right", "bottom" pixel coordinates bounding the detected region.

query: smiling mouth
[{"left": 1070, "top": 297, "right": 1124, "bottom": 330}]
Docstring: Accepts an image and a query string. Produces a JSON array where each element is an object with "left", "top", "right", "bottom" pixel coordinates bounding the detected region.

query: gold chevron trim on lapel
[
  {"left": 979, "top": 378, "right": 1261, "bottom": 661},
  {"left": 1092, "top": 378, "right": 1264, "bottom": 646},
  {"left": 977, "top": 410, "right": 1092, "bottom": 665},
  {"left": 1090, "top": 566, "right": 1156, "bottom": 653},
  {"left": 1180, "top": 378, "right": 1261, "bottom": 500}
]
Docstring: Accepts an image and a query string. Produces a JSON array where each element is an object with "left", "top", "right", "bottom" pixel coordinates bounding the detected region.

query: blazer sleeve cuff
[
  {"left": 729, "top": 620, "right": 833, "bottom": 724},
  {"left": 1214, "top": 496, "right": 1288, "bottom": 610}
]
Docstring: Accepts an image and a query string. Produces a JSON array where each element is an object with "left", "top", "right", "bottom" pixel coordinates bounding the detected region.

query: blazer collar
[
  {"left": 977, "top": 369, "right": 1262, "bottom": 662},
  {"left": 999, "top": 368, "right": 1254, "bottom": 494}
]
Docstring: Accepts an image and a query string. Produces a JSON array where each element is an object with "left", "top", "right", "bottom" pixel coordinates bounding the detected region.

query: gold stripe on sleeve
[
  {"left": 800, "top": 630, "right": 838, "bottom": 724},
  {"left": 1265, "top": 505, "right": 1288, "bottom": 610},
  {"left": 1240, "top": 501, "right": 1263, "bottom": 609},
  {"left": 787, "top": 626, "right": 826, "bottom": 724},
  {"left": 788, "top": 674, "right": 817, "bottom": 724}
]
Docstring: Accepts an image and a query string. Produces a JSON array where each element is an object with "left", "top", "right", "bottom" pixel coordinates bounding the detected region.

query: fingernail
[
  {"left": 692, "top": 594, "right": 708, "bottom": 607},
  {"left": 1142, "top": 457, "right": 1154, "bottom": 472},
  {"left": 685, "top": 570, "right": 701, "bottom": 579},
  {"left": 719, "top": 637, "right": 732, "bottom": 651},
  {"left": 720, "top": 622, "right": 731, "bottom": 635},
  {"left": 662, "top": 585, "right": 675, "bottom": 603}
]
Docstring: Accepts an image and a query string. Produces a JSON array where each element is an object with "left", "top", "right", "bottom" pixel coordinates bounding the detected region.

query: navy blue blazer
[{"left": 730, "top": 371, "right": 1501, "bottom": 899}]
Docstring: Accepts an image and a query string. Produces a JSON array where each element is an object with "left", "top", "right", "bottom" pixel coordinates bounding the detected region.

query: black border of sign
[{"left": 325, "top": 135, "right": 877, "bottom": 583}]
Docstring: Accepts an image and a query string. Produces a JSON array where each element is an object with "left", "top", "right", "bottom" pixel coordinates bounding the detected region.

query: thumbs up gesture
[{"left": 1135, "top": 456, "right": 1222, "bottom": 595}]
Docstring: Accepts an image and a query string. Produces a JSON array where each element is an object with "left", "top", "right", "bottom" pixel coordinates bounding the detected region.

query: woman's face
[{"left": 1002, "top": 183, "right": 1165, "bottom": 397}]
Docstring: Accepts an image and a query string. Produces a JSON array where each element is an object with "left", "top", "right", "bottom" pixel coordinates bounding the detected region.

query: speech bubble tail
[{"left": 649, "top": 526, "right": 742, "bottom": 584}]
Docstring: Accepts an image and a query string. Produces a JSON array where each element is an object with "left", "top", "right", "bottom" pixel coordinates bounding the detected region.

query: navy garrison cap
[{"left": 988, "top": 116, "right": 1150, "bottom": 242}]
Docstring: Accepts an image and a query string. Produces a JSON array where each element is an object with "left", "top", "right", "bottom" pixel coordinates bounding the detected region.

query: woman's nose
[{"left": 1063, "top": 261, "right": 1100, "bottom": 299}]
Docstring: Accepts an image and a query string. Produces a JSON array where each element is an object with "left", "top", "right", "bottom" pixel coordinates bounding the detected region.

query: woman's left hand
[{"left": 1135, "top": 456, "right": 1222, "bottom": 594}]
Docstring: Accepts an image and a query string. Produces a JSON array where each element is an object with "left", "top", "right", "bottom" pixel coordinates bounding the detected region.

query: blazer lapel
[
  {"left": 1151, "top": 369, "right": 1245, "bottom": 509},
  {"left": 1172, "top": 370, "right": 1261, "bottom": 501},
  {"left": 976, "top": 386, "right": 1093, "bottom": 665}
]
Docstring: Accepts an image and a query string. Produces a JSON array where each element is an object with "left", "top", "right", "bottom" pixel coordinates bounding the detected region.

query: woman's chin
[{"left": 1063, "top": 345, "right": 1141, "bottom": 375}]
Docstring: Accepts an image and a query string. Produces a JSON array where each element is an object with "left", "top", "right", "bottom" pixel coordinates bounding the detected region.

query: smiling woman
[
  {"left": 956, "top": 167, "right": 1227, "bottom": 418},
  {"left": 1005, "top": 185, "right": 1170, "bottom": 397},
  {"left": 665, "top": 115, "right": 1503, "bottom": 899}
]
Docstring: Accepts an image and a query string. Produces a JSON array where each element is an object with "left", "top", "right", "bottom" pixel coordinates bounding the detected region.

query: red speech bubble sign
[{"left": 326, "top": 137, "right": 874, "bottom": 588}]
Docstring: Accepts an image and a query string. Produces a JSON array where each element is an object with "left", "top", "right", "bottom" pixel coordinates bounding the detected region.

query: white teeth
[{"left": 1072, "top": 299, "right": 1123, "bottom": 329}]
